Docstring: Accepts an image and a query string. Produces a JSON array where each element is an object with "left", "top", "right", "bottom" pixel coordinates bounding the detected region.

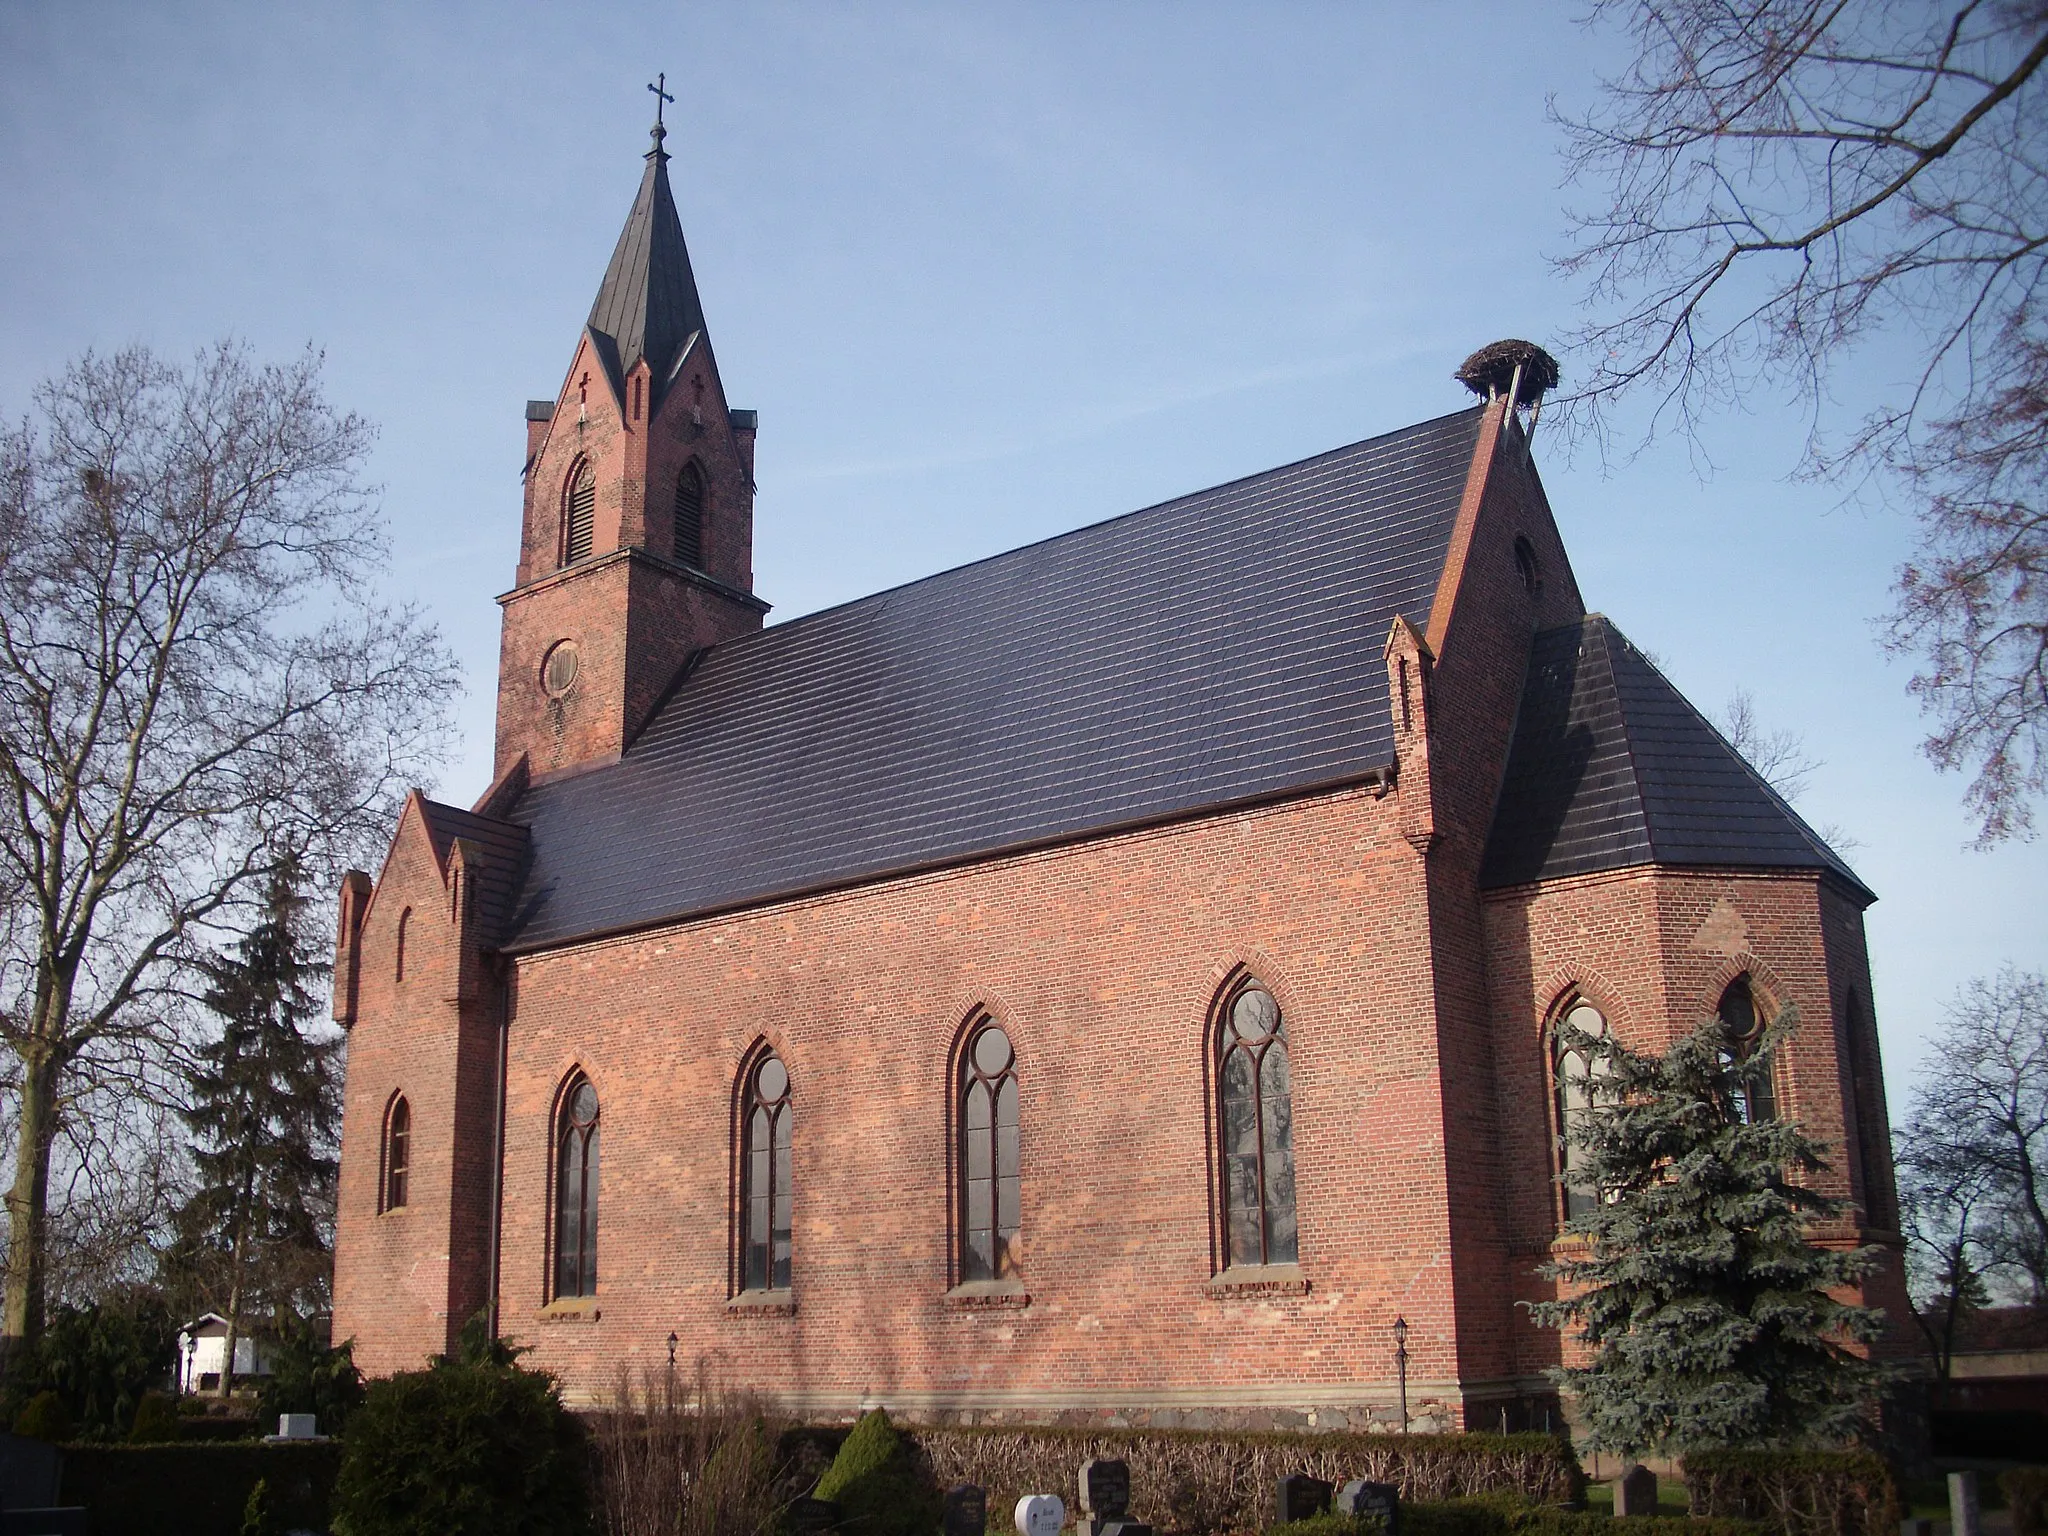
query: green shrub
[
  {"left": 1275, "top": 1497, "right": 1760, "bottom": 1536},
  {"left": 15, "top": 1389, "right": 76, "bottom": 1441},
  {"left": 129, "top": 1389, "right": 182, "bottom": 1443},
  {"left": 59, "top": 1442, "right": 341, "bottom": 1536},
  {"left": 1684, "top": 1449, "right": 1901, "bottom": 1536},
  {"left": 2004, "top": 1469, "right": 2048, "bottom": 1536},
  {"left": 330, "top": 1349, "right": 590, "bottom": 1536},
  {"left": 257, "top": 1322, "right": 364, "bottom": 1435},
  {"left": 814, "top": 1408, "right": 940, "bottom": 1536},
  {"left": 4, "top": 1295, "right": 176, "bottom": 1439},
  {"left": 241, "top": 1475, "right": 283, "bottom": 1536}
]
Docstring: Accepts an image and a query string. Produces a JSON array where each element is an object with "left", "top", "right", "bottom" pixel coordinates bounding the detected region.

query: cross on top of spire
[{"left": 647, "top": 72, "right": 674, "bottom": 154}]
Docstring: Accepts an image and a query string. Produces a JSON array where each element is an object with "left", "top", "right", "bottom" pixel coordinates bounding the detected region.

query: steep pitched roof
[
  {"left": 417, "top": 799, "right": 529, "bottom": 946},
  {"left": 585, "top": 132, "right": 707, "bottom": 414},
  {"left": 496, "top": 407, "right": 1487, "bottom": 951},
  {"left": 1480, "top": 616, "right": 1870, "bottom": 900}
]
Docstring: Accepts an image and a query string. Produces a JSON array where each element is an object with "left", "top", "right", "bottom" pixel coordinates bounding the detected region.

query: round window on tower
[{"left": 541, "top": 640, "right": 581, "bottom": 699}]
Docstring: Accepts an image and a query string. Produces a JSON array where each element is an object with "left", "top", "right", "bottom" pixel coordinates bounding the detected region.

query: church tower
[{"left": 494, "top": 109, "right": 768, "bottom": 783}]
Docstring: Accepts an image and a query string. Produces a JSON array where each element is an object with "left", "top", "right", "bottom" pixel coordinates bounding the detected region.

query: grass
[{"left": 1581, "top": 1479, "right": 1692, "bottom": 1517}]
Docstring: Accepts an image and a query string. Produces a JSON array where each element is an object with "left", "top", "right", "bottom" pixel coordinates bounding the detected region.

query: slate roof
[
  {"left": 494, "top": 407, "right": 1487, "bottom": 951},
  {"left": 417, "top": 799, "right": 530, "bottom": 946},
  {"left": 585, "top": 133, "right": 707, "bottom": 416},
  {"left": 1480, "top": 616, "right": 1870, "bottom": 900}
]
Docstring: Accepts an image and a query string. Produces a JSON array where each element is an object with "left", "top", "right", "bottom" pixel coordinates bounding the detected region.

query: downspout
[{"left": 486, "top": 957, "right": 510, "bottom": 1341}]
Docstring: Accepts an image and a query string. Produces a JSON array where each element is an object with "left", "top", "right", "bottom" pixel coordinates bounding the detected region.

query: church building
[{"left": 331, "top": 118, "right": 1908, "bottom": 1429}]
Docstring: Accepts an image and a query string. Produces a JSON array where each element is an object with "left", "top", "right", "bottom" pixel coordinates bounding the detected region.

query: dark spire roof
[
  {"left": 1481, "top": 616, "right": 1870, "bottom": 901},
  {"left": 585, "top": 124, "right": 708, "bottom": 414}
]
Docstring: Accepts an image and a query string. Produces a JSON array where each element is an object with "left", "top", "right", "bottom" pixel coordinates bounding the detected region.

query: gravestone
[
  {"left": 945, "top": 1483, "right": 989, "bottom": 1536},
  {"left": 1276, "top": 1474, "right": 1334, "bottom": 1524},
  {"left": 1949, "top": 1471, "right": 1982, "bottom": 1536},
  {"left": 1337, "top": 1479, "right": 1402, "bottom": 1535},
  {"left": 278, "top": 1412, "right": 318, "bottom": 1439},
  {"left": 1015, "top": 1494, "right": 1065, "bottom": 1536},
  {"left": 1615, "top": 1465, "right": 1658, "bottom": 1518},
  {"left": 1080, "top": 1458, "right": 1131, "bottom": 1518},
  {"left": 1, "top": 1511, "right": 90, "bottom": 1536},
  {"left": 0, "top": 1435, "right": 61, "bottom": 1510},
  {"left": 789, "top": 1495, "right": 840, "bottom": 1535}
]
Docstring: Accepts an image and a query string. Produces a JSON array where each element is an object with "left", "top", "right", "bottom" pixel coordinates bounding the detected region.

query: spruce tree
[
  {"left": 166, "top": 859, "right": 340, "bottom": 1396},
  {"left": 1527, "top": 1008, "right": 1887, "bottom": 1456}
]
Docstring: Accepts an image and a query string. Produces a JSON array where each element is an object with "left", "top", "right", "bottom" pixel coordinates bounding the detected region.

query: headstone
[
  {"left": 1, "top": 1512, "right": 90, "bottom": 1536},
  {"left": 1949, "top": 1470, "right": 1982, "bottom": 1536},
  {"left": 945, "top": 1483, "right": 989, "bottom": 1536},
  {"left": 1337, "top": 1479, "right": 1402, "bottom": 1535},
  {"left": 1615, "top": 1465, "right": 1658, "bottom": 1518},
  {"left": 1015, "top": 1494, "right": 1065, "bottom": 1536},
  {"left": 0, "top": 1434, "right": 62, "bottom": 1510},
  {"left": 1901, "top": 1520, "right": 1936, "bottom": 1536},
  {"left": 1276, "top": 1474, "right": 1334, "bottom": 1524},
  {"left": 789, "top": 1495, "right": 840, "bottom": 1535},
  {"left": 278, "top": 1412, "right": 318, "bottom": 1439},
  {"left": 1080, "top": 1458, "right": 1131, "bottom": 1518}
]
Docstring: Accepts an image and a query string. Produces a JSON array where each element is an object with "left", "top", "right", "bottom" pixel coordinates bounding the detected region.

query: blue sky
[{"left": 2, "top": 2, "right": 2040, "bottom": 1107}]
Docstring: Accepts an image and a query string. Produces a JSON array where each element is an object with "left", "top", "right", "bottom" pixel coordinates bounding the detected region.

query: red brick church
[{"left": 330, "top": 119, "right": 1909, "bottom": 1428}]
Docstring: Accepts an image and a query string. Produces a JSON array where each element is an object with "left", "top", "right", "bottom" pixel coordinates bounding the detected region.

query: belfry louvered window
[
  {"left": 1218, "top": 978, "right": 1297, "bottom": 1268},
  {"left": 959, "top": 1021, "right": 1020, "bottom": 1282},
  {"left": 562, "top": 459, "right": 596, "bottom": 566},
  {"left": 674, "top": 462, "right": 705, "bottom": 568},
  {"left": 740, "top": 1052, "right": 792, "bottom": 1291},
  {"left": 553, "top": 1076, "right": 599, "bottom": 1298}
]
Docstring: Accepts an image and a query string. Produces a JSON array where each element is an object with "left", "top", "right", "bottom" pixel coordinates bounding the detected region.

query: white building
[{"left": 174, "top": 1315, "right": 274, "bottom": 1395}]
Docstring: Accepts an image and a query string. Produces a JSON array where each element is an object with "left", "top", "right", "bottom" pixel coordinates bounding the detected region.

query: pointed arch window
[
  {"left": 394, "top": 908, "right": 410, "bottom": 983},
  {"left": 1553, "top": 1002, "right": 1613, "bottom": 1219},
  {"left": 959, "top": 1020, "right": 1020, "bottom": 1282},
  {"left": 1217, "top": 979, "right": 1297, "bottom": 1268},
  {"left": 553, "top": 1077, "right": 600, "bottom": 1298},
  {"left": 1717, "top": 976, "right": 1775, "bottom": 1124},
  {"left": 382, "top": 1095, "right": 410, "bottom": 1213},
  {"left": 674, "top": 462, "right": 705, "bottom": 568},
  {"left": 740, "top": 1052, "right": 793, "bottom": 1292},
  {"left": 562, "top": 458, "right": 596, "bottom": 566}
]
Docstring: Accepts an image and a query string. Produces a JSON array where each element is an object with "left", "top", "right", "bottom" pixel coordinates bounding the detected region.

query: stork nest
[{"left": 1455, "top": 340, "right": 1560, "bottom": 406}]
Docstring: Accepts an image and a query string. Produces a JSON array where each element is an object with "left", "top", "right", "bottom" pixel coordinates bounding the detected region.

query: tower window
[
  {"left": 1514, "top": 535, "right": 1542, "bottom": 595},
  {"left": 553, "top": 1076, "right": 600, "bottom": 1298},
  {"left": 394, "top": 907, "right": 410, "bottom": 983},
  {"left": 1553, "top": 1001, "right": 1612, "bottom": 1219},
  {"left": 740, "top": 1052, "right": 793, "bottom": 1292},
  {"left": 958, "top": 1019, "right": 1020, "bottom": 1283},
  {"left": 382, "top": 1095, "right": 410, "bottom": 1213},
  {"left": 562, "top": 459, "right": 596, "bottom": 566},
  {"left": 1217, "top": 978, "right": 1297, "bottom": 1269},
  {"left": 1718, "top": 976, "right": 1775, "bottom": 1123},
  {"left": 674, "top": 462, "right": 705, "bottom": 569}
]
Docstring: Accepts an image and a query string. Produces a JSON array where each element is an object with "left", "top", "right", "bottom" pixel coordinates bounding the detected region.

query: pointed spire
[{"left": 585, "top": 108, "right": 707, "bottom": 416}]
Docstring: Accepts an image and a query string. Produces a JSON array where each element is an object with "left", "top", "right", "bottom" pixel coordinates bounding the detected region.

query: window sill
[
  {"left": 537, "top": 1298, "right": 601, "bottom": 1323},
  {"left": 726, "top": 1290, "right": 797, "bottom": 1317},
  {"left": 944, "top": 1280, "right": 1031, "bottom": 1310},
  {"left": 1207, "top": 1263, "right": 1309, "bottom": 1298}
]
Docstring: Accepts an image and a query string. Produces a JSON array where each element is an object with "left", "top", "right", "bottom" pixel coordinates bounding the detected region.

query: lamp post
[{"left": 1393, "top": 1317, "right": 1411, "bottom": 1434}]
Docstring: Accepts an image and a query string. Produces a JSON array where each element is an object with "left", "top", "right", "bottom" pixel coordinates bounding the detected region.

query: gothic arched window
[
  {"left": 1218, "top": 978, "right": 1298, "bottom": 1268},
  {"left": 1718, "top": 976, "right": 1775, "bottom": 1124},
  {"left": 674, "top": 462, "right": 705, "bottom": 568},
  {"left": 740, "top": 1052, "right": 793, "bottom": 1292},
  {"left": 562, "top": 458, "right": 596, "bottom": 566},
  {"left": 394, "top": 908, "right": 410, "bottom": 983},
  {"left": 959, "top": 1020, "right": 1020, "bottom": 1282},
  {"left": 382, "top": 1095, "right": 410, "bottom": 1213},
  {"left": 1552, "top": 1001, "right": 1613, "bottom": 1219},
  {"left": 553, "top": 1076, "right": 600, "bottom": 1298}
]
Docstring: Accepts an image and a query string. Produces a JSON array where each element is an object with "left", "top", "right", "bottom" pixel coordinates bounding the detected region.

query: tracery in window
[
  {"left": 382, "top": 1095, "right": 410, "bottom": 1212},
  {"left": 1718, "top": 976, "right": 1775, "bottom": 1123},
  {"left": 1218, "top": 979, "right": 1297, "bottom": 1268},
  {"left": 674, "top": 462, "right": 705, "bottom": 568},
  {"left": 959, "top": 1020, "right": 1020, "bottom": 1282},
  {"left": 1552, "top": 1002, "right": 1613, "bottom": 1219},
  {"left": 553, "top": 1076, "right": 600, "bottom": 1298},
  {"left": 740, "top": 1052, "right": 793, "bottom": 1292},
  {"left": 562, "top": 458, "right": 596, "bottom": 566}
]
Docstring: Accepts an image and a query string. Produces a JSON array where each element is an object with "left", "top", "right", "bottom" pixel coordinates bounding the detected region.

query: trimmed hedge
[
  {"left": 59, "top": 1442, "right": 341, "bottom": 1536},
  {"left": 1683, "top": 1449, "right": 1901, "bottom": 1536},
  {"left": 910, "top": 1426, "right": 1584, "bottom": 1533},
  {"left": 2004, "top": 1469, "right": 2048, "bottom": 1536},
  {"left": 1273, "top": 1493, "right": 1759, "bottom": 1536}
]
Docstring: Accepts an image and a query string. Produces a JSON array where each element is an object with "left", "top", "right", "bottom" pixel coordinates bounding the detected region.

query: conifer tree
[
  {"left": 1527, "top": 1009, "right": 1887, "bottom": 1456},
  {"left": 166, "top": 858, "right": 340, "bottom": 1396}
]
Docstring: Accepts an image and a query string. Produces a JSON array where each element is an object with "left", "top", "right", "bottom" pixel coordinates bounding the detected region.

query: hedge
[
  {"left": 1273, "top": 1492, "right": 1758, "bottom": 1536},
  {"left": 58, "top": 1442, "right": 341, "bottom": 1536},
  {"left": 909, "top": 1427, "right": 1584, "bottom": 1533},
  {"left": 1683, "top": 1449, "right": 1901, "bottom": 1536},
  {"left": 2004, "top": 1469, "right": 2048, "bottom": 1536}
]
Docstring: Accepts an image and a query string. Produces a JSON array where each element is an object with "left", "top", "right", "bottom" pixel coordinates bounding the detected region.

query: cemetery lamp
[{"left": 1392, "top": 1317, "right": 1411, "bottom": 1434}]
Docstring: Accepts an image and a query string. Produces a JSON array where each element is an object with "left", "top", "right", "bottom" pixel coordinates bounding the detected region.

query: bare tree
[
  {"left": 1716, "top": 687, "right": 1825, "bottom": 800},
  {"left": 0, "top": 342, "right": 457, "bottom": 1361},
  {"left": 1893, "top": 968, "right": 2048, "bottom": 1321},
  {"left": 1559, "top": 1, "right": 2048, "bottom": 841}
]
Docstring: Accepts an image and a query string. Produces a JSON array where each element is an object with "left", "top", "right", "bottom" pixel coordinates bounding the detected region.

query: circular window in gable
[{"left": 541, "top": 639, "right": 581, "bottom": 698}]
